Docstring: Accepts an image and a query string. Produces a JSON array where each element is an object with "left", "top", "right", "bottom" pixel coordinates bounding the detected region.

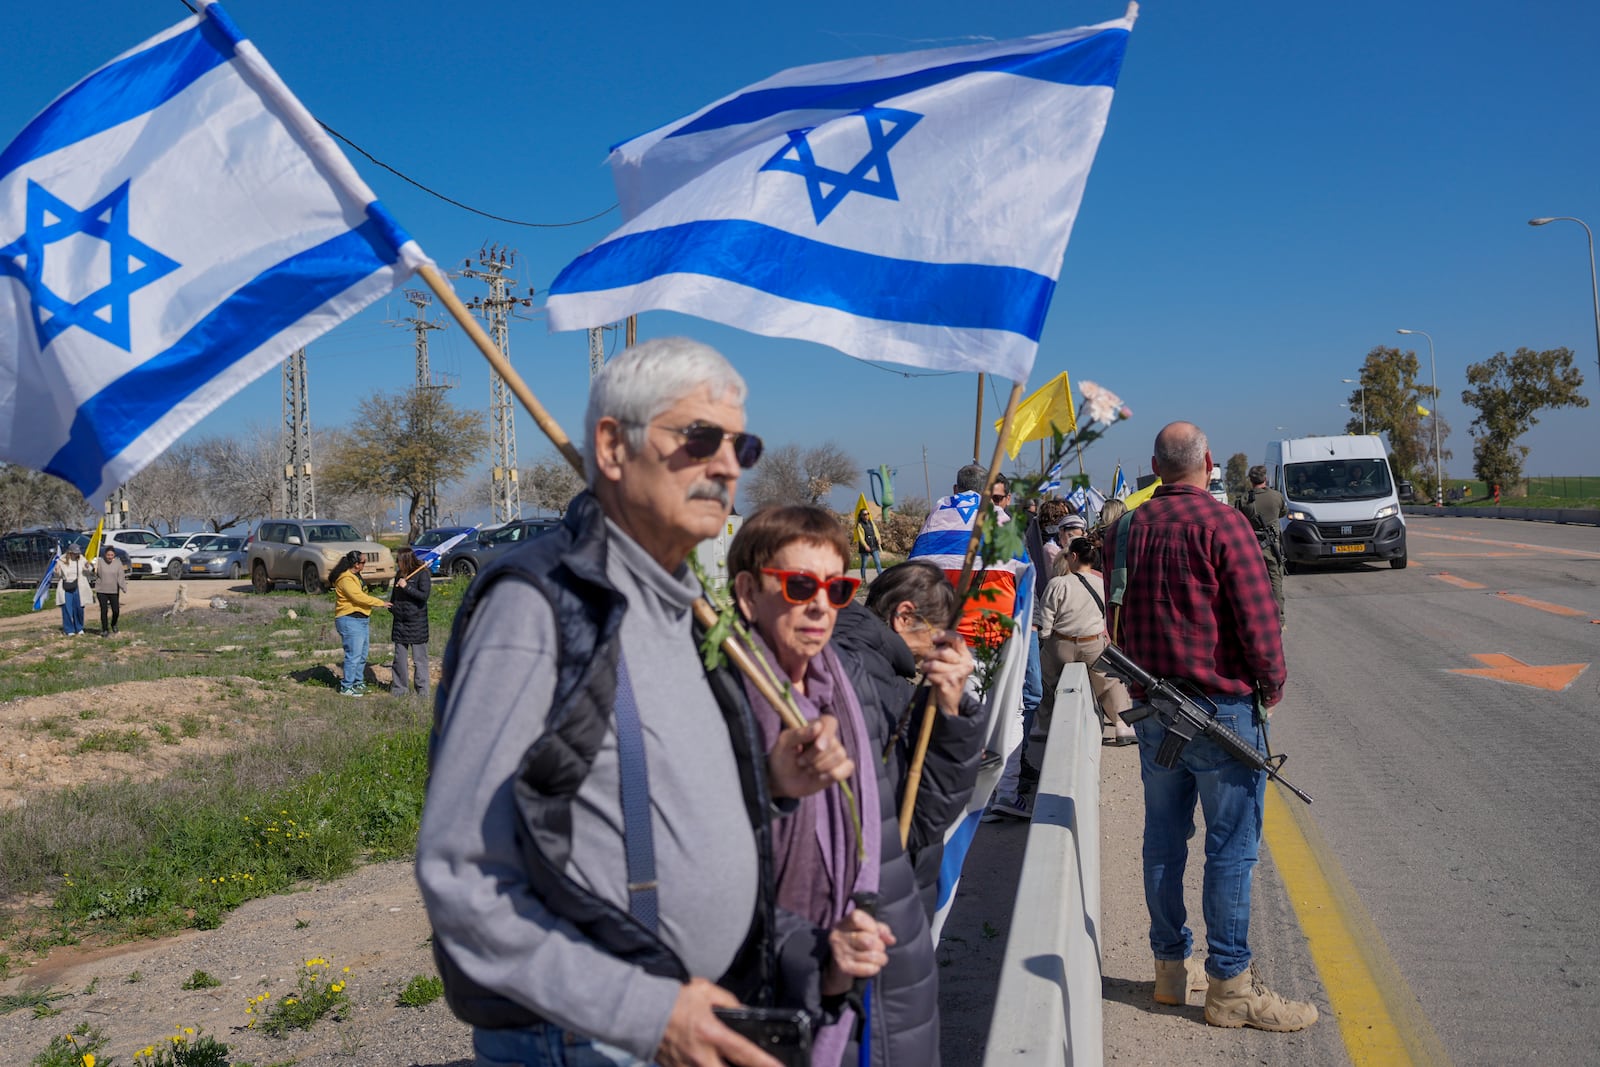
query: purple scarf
[{"left": 741, "top": 631, "right": 881, "bottom": 1067}]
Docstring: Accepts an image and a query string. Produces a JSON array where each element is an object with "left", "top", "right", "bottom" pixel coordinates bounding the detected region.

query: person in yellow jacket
[
  {"left": 853, "top": 505, "right": 884, "bottom": 580},
  {"left": 329, "top": 550, "right": 391, "bottom": 697}
]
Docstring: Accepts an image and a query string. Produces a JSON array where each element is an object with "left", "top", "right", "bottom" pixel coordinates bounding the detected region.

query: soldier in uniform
[{"left": 1238, "top": 465, "right": 1287, "bottom": 626}]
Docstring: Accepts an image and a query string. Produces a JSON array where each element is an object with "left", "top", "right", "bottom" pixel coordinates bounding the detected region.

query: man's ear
[{"left": 593, "top": 417, "right": 628, "bottom": 482}]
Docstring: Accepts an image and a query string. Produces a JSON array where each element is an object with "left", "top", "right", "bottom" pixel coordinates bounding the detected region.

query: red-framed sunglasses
[{"left": 760, "top": 568, "right": 861, "bottom": 608}]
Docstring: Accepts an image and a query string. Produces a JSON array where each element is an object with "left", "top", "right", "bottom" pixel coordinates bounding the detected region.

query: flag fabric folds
[
  {"left": 547, "top": 18, "right": 1134, "bottom": 382},
  {"left": 1111, "top": 464, "right": 1128, "bottom": 500},
  {"left": 0, "top": 2, "right": 429, "bottom": 502},
  {"left": 1123, "top": 477, "right": 1160, "bottom": 510},
  {"left": 84, "top": 518, "right": 105, "bottom": 561},
  {"left": 416, "top": 528, "right": 475, "bottom": 567},
  {"left": 994, "top": 370, "right": 1078, "bottom": 459},
  {"left": 1039, "top": 461, "right": 1063, "bottom": 496},
  {"left": 31, "top": 550, "right": 59, "bottom": 611}
]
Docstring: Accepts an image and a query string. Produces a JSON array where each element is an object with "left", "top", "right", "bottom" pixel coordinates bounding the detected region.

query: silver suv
[{"left": 247, "top": 519, "right": 395, "bottom": 594}]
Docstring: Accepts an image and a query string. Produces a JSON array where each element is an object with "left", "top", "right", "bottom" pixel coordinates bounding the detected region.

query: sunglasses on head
[{"left": 760, "top": 568, "right": 861, "bottom": 608}]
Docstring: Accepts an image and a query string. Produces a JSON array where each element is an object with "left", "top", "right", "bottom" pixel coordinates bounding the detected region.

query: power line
[{"left": 172, "top": 0, "right": 617, "bottom": 230}]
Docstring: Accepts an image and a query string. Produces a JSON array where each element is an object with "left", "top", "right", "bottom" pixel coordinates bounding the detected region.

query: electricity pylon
[{"left": 462, "top": 246, "right": 534, "bottom": 523}]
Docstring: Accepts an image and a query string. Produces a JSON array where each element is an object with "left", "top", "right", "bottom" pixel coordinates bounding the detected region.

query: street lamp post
[
  {"left": 1340, "top": 377, "right": 1367, "bottom": 434},
  {"left": 1527, "top": 216, "right": 1600, "bottom": 383},
  {"left": 1396, "top": 328, "right": 1442, "bottom": 505}
]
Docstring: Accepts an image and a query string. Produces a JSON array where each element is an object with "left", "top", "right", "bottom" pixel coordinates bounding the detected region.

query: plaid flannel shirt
[{"left": 1114, "top": 483, "right": 1285, "bottom": 702}]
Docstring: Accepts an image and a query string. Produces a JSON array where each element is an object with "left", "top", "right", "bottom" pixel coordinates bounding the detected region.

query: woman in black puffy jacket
[
  {"left": 831, "top": 560, "right": 985, "bottom": 1066},
  {"left": 389, "top": 548, "right": 432, "bottom": 697}
]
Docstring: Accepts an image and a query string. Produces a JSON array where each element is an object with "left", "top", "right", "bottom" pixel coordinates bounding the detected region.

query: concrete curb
[
  {"left": 983, "top": 663, "right": 1102, "bottom": 1066},
  {"left": 1404, "top": 504, "right": 1600, "bottom": 525}
]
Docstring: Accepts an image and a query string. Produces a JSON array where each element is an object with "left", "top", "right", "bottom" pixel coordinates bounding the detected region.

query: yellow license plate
[
  {"left": 1332, "top": 543, "right": 1366, "bottom": 554},
  {"left": 190, "top": 565, "right": 206, "bottom": 572}
]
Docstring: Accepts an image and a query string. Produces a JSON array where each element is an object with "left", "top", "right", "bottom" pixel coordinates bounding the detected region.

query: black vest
[{"left": 428, "top": 492, "right": 778, "bottom": 1028}]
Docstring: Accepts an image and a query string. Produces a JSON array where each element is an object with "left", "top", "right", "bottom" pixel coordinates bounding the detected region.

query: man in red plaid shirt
[{"left": 1113, "top": 421, "right": 1317, "bottom": 1032}]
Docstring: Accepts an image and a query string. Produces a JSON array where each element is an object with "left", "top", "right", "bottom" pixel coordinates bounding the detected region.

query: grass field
[{"left": 0, "top": 576, "right": 466, "bottom": 962}]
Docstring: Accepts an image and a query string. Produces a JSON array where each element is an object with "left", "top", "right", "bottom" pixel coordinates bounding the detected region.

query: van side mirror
[{"left": 287, "top": 535, "right": 303, "bottom": 546}]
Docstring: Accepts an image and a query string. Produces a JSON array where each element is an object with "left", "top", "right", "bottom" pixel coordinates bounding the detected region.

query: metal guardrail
[
  {"left": 1404, "top": 504, "right": 1600, "bottom": 525},
  {"left": 983, "top": 662, "right": 1103, "bottom": 1067}
]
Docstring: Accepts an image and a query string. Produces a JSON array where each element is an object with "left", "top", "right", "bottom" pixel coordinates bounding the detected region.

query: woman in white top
[
  {"left": 55, "top": 542, "right": 89, "bottom": 636},
  {"left": 1036, "top": 537, "right": 1135, "bottom": 745}
]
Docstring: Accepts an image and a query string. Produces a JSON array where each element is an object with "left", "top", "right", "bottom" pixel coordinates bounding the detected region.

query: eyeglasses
[
  {"left": 760, "top": 568, "right": 861, "bottom": 608},
  {"left": 647, "top": 421, "right": 764, "bottom": 469},
  {"left": 990, "top": 494, "right": 1008, "bottom": 505}
]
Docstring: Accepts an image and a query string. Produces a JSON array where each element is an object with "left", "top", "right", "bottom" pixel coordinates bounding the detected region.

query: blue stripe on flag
[
  {"left": 0, "top": 19, "right": 236, "bottom": 184},
  {"left": 550, "top": 220, "right": 1055, "bottom": 340},
  {"left": 910, "top": 529, "right": 980, "bottom": 558},
  {"left": 669, "top": 28, "right": 1128, "bottom": 140},
  {"left": 44, "top": 214, "right": 398, "bottom": 493},
  {"left": 937, "top": 808, "right": 985, "bottom": 911}
]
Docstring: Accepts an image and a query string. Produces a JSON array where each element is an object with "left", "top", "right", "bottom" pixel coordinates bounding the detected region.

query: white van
[{"left": 1265, "top": 436, "right": 1407, "bottom": 570}]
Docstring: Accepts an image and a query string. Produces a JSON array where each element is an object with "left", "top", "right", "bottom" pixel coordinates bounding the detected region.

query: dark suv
[
  {"left": 439, "top": 518, "right": 559, "bottom": 578},
  {"left": 0, "top": 530, "right": 68, "bottom": 588}
]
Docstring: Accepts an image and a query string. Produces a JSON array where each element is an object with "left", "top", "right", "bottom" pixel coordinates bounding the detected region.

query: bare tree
[
  {"left": 522, "top": 453, "right": 585, "bottom": 514},
  {"left": 126, "top": 445, "right": 198, "bottom": 533},
  {"left": 745, "top": 442, "right": 860, "bottom": 509},
  {"left": 193, "top": 428, "right": 280, "bottom": 531}
]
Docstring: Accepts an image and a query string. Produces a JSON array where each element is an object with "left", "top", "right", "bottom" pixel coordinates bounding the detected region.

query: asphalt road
[{"left": 1271, "top": 515, "right": 1600, "bottom": 1065}]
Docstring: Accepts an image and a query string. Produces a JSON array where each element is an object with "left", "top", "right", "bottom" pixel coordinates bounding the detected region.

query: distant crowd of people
[{"left": 407, "top": 337, "right": 1315, "bottom": 1067}]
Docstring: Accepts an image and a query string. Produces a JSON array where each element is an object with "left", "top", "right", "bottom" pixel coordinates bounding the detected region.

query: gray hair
[
  {"left": 583, "top": 337, "right": 747, "bottom": 486},
  {"left": 954, "top": 463, "right": 988, "bottom": 493},
  {"left": 1153, "top": 422, "right": 1208, "bottom": 480}
]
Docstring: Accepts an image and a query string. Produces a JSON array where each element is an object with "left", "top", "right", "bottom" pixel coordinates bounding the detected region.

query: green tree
[
  {"left": 1224, "top": 452, "right": 1250, "bottom": 497},
  {"left": 320, "top": 387, "right": 489, "bottom": 539},
  {"left": 1460, "top": 347, "right": 1589, "bottom": 492},
  {"left": 1344, "top": 347, "right": 1453, "bottom": 494}
]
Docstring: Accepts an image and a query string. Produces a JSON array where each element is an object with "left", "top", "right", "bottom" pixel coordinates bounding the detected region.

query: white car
[
  {"left": 93, "top": 528, "right": 163, "bottom": 577},
  {"left": 127, "top": 532, "right": 228, "bottom": 580}
]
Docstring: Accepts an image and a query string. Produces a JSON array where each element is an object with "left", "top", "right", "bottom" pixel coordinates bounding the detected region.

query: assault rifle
[{"left": 1091, "top": 642, "right": 1313, "bottom": 804}]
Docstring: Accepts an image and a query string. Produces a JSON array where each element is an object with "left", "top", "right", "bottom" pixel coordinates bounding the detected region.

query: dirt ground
[{"left": 0, "top": 581, "right": 473, "bottom": 1066}]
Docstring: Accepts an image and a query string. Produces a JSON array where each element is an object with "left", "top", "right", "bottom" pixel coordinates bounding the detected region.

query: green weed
[
  {"left": 179, "top": 970, "right": 220, "bottom": 990},
  {"left": 0, "top": 986, "right": 67, "bottom": 1016},
  {"left": 132, "top": 1026, "right": 230, "bottom": 1066},
  {"left": 74, "top": 729, "right": 149, "bottom": 755},
  {"left": 396, "top": 973, "right": 443, "bottom": 1007},
  {"left": 30, "top": 1022, "right": 109, "bottom": 1067},
  {"left": 247, "top": 959, "right": 351, "bottom": 1036}
]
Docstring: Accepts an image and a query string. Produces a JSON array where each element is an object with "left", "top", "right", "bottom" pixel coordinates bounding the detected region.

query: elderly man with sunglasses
[{"left": 419, "top": 338, "right": 866, "bottom": 1067}]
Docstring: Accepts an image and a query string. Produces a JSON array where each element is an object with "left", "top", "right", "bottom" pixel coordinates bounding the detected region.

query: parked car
[
  {"left": 0, "top": 530, "right": 64, "bottom": 588},
  {"left": 183, "top": 536, "right": 248, "bottom": 580},
  {"left": 438, "top": 518, "right": 559, "bottom": 578},
  {"left": 0, "top": 529, "right": 132, "bottom": 588},
  {"left": 247, "top": 519, "right": 396, "bottom": 594},
  {"left": 127, "top": 532, "right": 229, "bottom": 579},
  {"left": 406, "top": 525, "right": 477, "bottom": 575},
  {"left": 67, "top": 532, "right": 131, "bottom": 567},
  {"left": 99, "top": 528, "right": 164, "bottom": 575}
]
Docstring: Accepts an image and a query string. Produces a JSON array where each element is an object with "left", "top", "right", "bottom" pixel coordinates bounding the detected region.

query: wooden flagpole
[
  {"left": 898, "top": 380, "right": 1025, "bottom": 846},
  {"left": 417, "top": 264, "right": 799, "bottom": 723}
]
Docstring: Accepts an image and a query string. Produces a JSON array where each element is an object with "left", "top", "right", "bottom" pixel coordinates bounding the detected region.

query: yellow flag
[
  {"left": 84, "top": 517, "right": 105, "bottom": 559},
  {"left": 1416, "top": 403, "right": 1431, "bottom": 416},
  {"left": 853, "top": 492, "right": 873, "bottom": 519},
  {"left": 1123, "top": 477, "right": 1161, "bottom": 510},
  {"left": 993, "top": 370, "right": 1077, "bottom": 459}
]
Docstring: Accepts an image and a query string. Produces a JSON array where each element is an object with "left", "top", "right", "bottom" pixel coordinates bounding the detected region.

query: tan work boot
[
  {"left": 1152, "top": 955, "right": 1208, "bottom": 1005},
  {"left": 1204, "top": 965, "right": 1319, "bottom": 1031}
]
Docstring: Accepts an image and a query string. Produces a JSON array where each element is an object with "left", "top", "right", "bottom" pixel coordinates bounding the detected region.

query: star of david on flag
[
  {"left": 547, "top": 13, "right": 1135, "bottom": 382},
  {"left": 0, "top": 2, "right": 429, "bottom": 502}
]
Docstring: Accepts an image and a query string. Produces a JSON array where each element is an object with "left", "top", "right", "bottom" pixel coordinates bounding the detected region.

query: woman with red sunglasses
[{"left": 729, "top": 505, "right": 950, "bottom": 1067}]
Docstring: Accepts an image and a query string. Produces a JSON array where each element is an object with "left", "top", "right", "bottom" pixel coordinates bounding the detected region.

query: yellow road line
[{"left": 1264, "top": 787, "right": 1453, "bottom": 1066}]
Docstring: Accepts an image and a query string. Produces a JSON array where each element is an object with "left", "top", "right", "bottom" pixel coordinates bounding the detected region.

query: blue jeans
[
  {"left": 473, "top": 1024, "right": 641, "bottom": 1067},
  {"left": 1021, "top": 627, "right": 1043, "bottom": 734},
  {"left": 1133, "top": 693, "right": 1266, "bottom": 980},
  {"left": 59, "top": 588, "right": 85, "bottom": 634},
  {"left": 334, "top": 614, "right": 370, "bottom": 690},
  {"left": 858, "top": 549, "right": 883, "bottom": 580}
]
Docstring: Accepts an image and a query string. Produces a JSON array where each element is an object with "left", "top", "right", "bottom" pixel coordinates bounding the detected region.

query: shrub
[{"left": 396, "top": 973, "right": 443, "bottom": 1008}]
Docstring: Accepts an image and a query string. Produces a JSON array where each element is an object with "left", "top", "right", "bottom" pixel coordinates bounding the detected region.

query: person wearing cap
[
  {"left": 92, "top": 545, "right": 129, "bottom": 636},
  {"left": 55, "top": 541, "right": 89, "bottom": 636}
]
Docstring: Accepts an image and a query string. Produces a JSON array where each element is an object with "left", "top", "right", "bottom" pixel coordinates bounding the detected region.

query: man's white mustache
[{"left": 688, "top": 481, "right": 731, "bottom": 508}]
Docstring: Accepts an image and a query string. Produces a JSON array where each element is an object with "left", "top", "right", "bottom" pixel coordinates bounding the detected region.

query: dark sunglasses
[
  {"left": 760, "top": 568, "right": 861, "bottom": 608},
  {"left": 658, "top": 422, "right": 764, "bottom": 469}
]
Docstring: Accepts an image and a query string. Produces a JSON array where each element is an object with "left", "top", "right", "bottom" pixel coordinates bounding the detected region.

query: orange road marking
[
  {"left": 1409, "top": 528, "right": 1600, "bottom": 558},
  {"left": 1431, "top": 573, "right": 1486, "bottom": 589},
  {"left": 1448, "top": 653, "right": 1588, "bottom": 691},
  {"left": 1494, "top": 592, "right": 1586, "bottom": 617}
]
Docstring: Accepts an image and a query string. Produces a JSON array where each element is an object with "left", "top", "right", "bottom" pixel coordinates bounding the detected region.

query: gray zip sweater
[{"left": 415, "top": 520, "right": 758, "bottom": 1058}]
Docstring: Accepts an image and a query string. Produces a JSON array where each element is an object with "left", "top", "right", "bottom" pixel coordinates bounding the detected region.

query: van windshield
[{"left": 1284, "top": 459, "right": 1393, "bottom": 502}]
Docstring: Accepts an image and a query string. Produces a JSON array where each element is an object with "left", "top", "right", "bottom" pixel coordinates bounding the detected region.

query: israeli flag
[
  {"left": 0, "top": 2, "right": 429, "bottom": 502},
  {"left": 1040, "top": 461, "right": 1063, "bottom": 496},
  {"left": 547, "top": 16, "right": 1134, "bottom": 381},
  {"left": 1067, "top": 484, "right": 1089, "bottom": 512}
]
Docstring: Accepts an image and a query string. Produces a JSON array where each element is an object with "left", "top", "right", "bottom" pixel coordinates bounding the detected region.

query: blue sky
[{"left": 5, "top": 0, "right": 1599, "bottom": 514}]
